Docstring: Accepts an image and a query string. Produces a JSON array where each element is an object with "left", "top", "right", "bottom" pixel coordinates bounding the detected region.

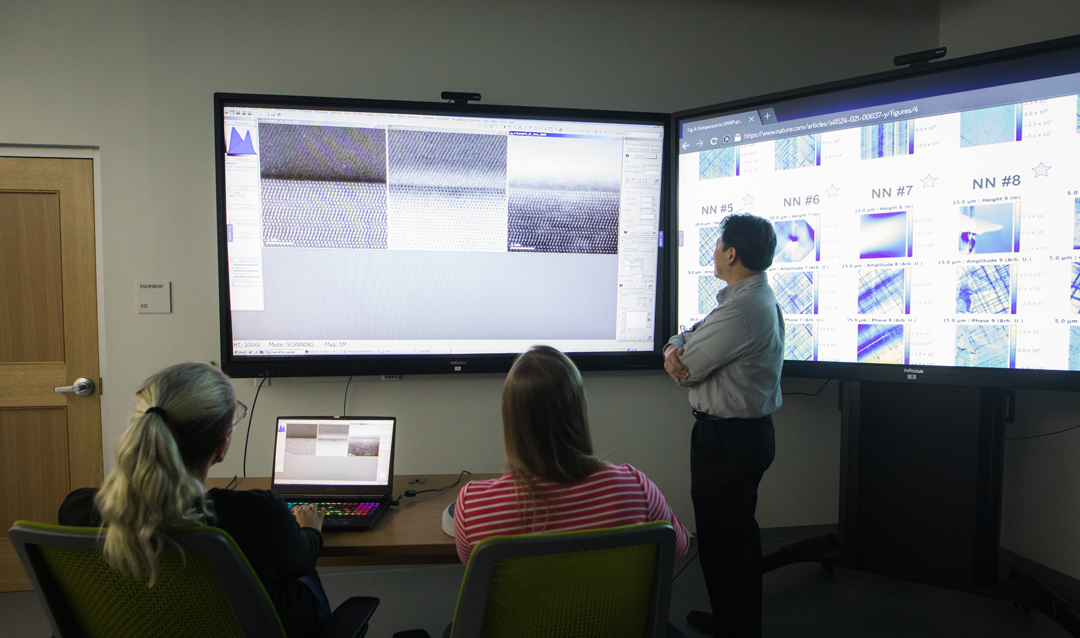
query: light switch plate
[{"left": 138, "top": 282, "right": 172, "bottom": 314}]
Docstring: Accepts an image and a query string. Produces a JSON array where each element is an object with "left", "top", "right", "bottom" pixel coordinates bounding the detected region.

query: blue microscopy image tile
[
  {"left": 774, "top": 135, "right": 819, "bottom": 171},
  {"left": 959, "top": 203, "right": 1016, "bottom": 255},
  {"left": 698, "top": 275, "right": 726, "bottom": 314},
  {"left": 1070, "top": 326, "right": 1080, "bottom": 371},
  {"left": 1073, "top": 198, "right": 1079, "bottom": 250},
  {"left": 773, "top": 271, "right": 815, "bottom": 315},
  {"left": 785, "top": 322, "right": 814, "bottom": 361},
  {"left": 774, "top": 219, "right": 817, "bottom": 263},
  {"left": 859, "top": 211, "right": 907, "bottom": 259},
  {"left": 857, "top": 323, "right": 904, "bottom": 364},
  {"left": 699, "top": 226, "right": 723, "bottom": 266},
  {"left": 956, "top": 265, "right": 1012, "bottom": 315},
  {"left": 858, "top": 268, "right": 905, "bottom": 315},
  {"left": 955, "top": 324, "right": 1010, "bottom": 368},
  {"left": 861, "top": 121, "right": 911, "bottom": 159},
  {"left": 1072, "top": 263, "right": 1080, "bottom": 314},
  {"left": 699, "top": 147, "right": 736, "bottom": 180},
  {"left": 960, "top": 104, "right": 1018, "bottom": 147}
]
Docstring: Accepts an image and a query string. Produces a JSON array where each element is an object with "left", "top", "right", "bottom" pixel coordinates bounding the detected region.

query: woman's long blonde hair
[
  {"left": 94, "top": 362, "right": 237, "bottom": 585},
  {"left": 502, "top": 346, "right": 603, "bottom": 530}
]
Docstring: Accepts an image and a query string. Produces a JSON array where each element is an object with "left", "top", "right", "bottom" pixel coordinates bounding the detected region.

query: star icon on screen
[
  {"left": 921, "top": 174, "right": 937, "bottom": 188},
  {"left": 743, "top": 194, "right": 755, "bottom": 206},
  {"left": 1032, "top": 162, "right": 1051, "bottom": 177},
  {"left": 825, "top": 184, "right": 839, "bottom": 197}
]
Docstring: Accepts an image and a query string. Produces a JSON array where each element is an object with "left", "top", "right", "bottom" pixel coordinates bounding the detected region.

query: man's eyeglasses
[{"left": 233, "top": 400, "right": 249, "bottom": 426}]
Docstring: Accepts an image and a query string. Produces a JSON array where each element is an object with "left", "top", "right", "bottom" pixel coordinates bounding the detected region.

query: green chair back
[
  {"left": 451, "top": 521, "right": 676, "bottom": 638},
  {"left": 9, "top": 521, "right": 286, "bottom": 638}
]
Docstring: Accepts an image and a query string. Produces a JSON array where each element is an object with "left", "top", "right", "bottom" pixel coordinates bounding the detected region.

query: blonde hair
[
  {"left": 502, "top": 346, "right": 603, "bottom": 531},
  {"left": 94, "top": 362, "right": 237, "bottom": 585}
]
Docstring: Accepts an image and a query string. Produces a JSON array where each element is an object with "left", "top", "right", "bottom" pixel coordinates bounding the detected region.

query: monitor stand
[
  {"left": 837, "top": 380, "right": 1004, "bottom": 590},
  {"left": 761, "top": 381, "right": 1080, "bottom": 636}
]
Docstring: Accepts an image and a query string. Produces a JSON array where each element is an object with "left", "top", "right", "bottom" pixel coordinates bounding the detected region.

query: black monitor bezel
[
  {"left": 215, "top": 92, "right": 671, "bottom": 378},
  {"left": 669, "top": 34, "right": 1080, "bottom": 392}
]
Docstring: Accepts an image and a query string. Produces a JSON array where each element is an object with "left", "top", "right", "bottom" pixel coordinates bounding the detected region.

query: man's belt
[{"left": 692, "top": 409, "right": 728, "bottom": 421}]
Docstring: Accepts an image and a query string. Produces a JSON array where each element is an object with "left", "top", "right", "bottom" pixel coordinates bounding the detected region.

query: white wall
[
  {"left": 938, "top": 0, "right": 1080, "bottom": 579},
  {"left": 940, "top": 0, "right": 1080, "bottom": 58},
  {"left": 0, "top": 0, "right": 940, "bottom": 530}
]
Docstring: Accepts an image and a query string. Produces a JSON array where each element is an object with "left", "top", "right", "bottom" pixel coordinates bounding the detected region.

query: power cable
[
  {"left": 1005, "top": 423, "right": 1080, "bottom": 441},
  {"left": 782, "top": 379, "right": 832, "bottom": 397},
  {"left": 392, "top": 470, "right": 472, "bottom": 505},
  {"left": 343, "top": 375, "right": 354, "bottom": 415},
  {"left": 673, "top": 551, "right": 699, "bottom": 582},
  {"left": 242, "top": 375, "right": 268, "bottom": 478}
]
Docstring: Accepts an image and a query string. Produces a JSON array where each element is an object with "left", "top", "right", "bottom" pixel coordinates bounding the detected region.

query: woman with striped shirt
[{"left": 453, "top": 345, "right": 690, "bottom": 563}]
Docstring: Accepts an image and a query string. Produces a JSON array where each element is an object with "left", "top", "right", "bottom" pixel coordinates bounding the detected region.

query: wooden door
[{"left": 0, "top": 157, "right": 102, "bottom": 591}]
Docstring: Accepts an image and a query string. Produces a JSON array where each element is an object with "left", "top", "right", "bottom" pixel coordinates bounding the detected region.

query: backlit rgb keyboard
[{"left": 286, "top": 502, "right": 379, "bottom": 516}]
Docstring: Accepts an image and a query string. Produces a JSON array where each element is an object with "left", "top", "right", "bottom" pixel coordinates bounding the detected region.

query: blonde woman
[
  {"left": 452, "top": 345, "right": 690, "bottom": 563},
  {"left": 59, "top": 362, "right": 330, "bottom": 638}
]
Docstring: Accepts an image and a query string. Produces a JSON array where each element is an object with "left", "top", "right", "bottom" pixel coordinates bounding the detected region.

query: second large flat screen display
[{"left": 674, "top": 42, "right": 1080, "bottom": 387}]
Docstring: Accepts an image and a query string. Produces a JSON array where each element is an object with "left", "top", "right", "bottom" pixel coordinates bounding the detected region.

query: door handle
[{"left": 54, "top": 378, "right": 96, "bottom": 397}]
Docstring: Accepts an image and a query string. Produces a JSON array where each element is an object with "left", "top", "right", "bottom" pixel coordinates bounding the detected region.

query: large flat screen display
[
  {"left": 673, "top": 37, "right": 1080, "bottom": 389},
  {"left": 216, "top": 94, "right": 668, "bottom": 377}
]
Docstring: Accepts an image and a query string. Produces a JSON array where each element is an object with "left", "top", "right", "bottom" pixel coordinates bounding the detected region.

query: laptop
[{"left": 271, "top": 415, "right": 396, "bottom": 531}]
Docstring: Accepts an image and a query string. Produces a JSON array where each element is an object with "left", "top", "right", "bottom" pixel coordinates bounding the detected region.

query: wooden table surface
[{"left": 205, "top": 473, "right": 500, "bottom": 566}]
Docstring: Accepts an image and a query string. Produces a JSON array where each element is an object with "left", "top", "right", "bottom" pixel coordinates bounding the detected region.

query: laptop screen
[{"left": 272, "top": 416, "right": 395, "bottom": 491}]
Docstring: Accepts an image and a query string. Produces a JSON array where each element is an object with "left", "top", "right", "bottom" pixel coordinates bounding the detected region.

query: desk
[{"left": 205, "top": 473, "right": 500, "bottom": 567}]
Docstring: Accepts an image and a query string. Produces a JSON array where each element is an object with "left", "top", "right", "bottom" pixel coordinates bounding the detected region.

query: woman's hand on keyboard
[{"left": 292, "top": 503, "right": 325, "bottom": 532}]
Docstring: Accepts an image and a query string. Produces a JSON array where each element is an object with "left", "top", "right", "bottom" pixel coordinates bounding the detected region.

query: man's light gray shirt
[{"left": 667, "top": 273, "right": 784, "bottom": 419}]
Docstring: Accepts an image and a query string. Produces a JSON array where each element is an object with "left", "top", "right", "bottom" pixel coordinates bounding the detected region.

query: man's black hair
[{"left": 719, "top": 214, "right": 777, "bottom": 272}]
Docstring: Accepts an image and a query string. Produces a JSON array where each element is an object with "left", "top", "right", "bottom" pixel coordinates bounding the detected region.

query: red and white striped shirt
[{"left": 454, "top": 462, "right": 690, "bottom": 563}]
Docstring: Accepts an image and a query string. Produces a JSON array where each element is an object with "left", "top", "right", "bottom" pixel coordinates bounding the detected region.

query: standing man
[{"left": 665, "top": 213, "right": 784, "bottom": 638}]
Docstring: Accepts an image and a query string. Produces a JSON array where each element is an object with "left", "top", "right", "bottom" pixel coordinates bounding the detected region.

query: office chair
[
  {"left": 395, "top": 521, "right": 685, "bottom": 638},
  {"left": 9, "top": 521, "right": 378, "bottom": 638}
]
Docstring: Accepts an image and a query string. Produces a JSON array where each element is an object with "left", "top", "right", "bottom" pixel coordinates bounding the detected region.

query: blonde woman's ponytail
[{"left": 94, "top": 362, "right": 235, "bottom": 586}]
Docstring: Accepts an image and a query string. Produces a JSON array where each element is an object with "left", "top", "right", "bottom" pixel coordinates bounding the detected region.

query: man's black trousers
[{"left": 690, "top": 414, "right": 775, "bottom": 638}]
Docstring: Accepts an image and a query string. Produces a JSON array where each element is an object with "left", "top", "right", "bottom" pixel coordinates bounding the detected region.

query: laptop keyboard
[{"left": 286, "top": 502, "right": 380, "bottom": 516}]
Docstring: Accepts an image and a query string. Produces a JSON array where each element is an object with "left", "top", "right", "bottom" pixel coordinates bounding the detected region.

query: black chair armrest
[{"left": 319, "top": 596, "right": 380, "bottom": 638}]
